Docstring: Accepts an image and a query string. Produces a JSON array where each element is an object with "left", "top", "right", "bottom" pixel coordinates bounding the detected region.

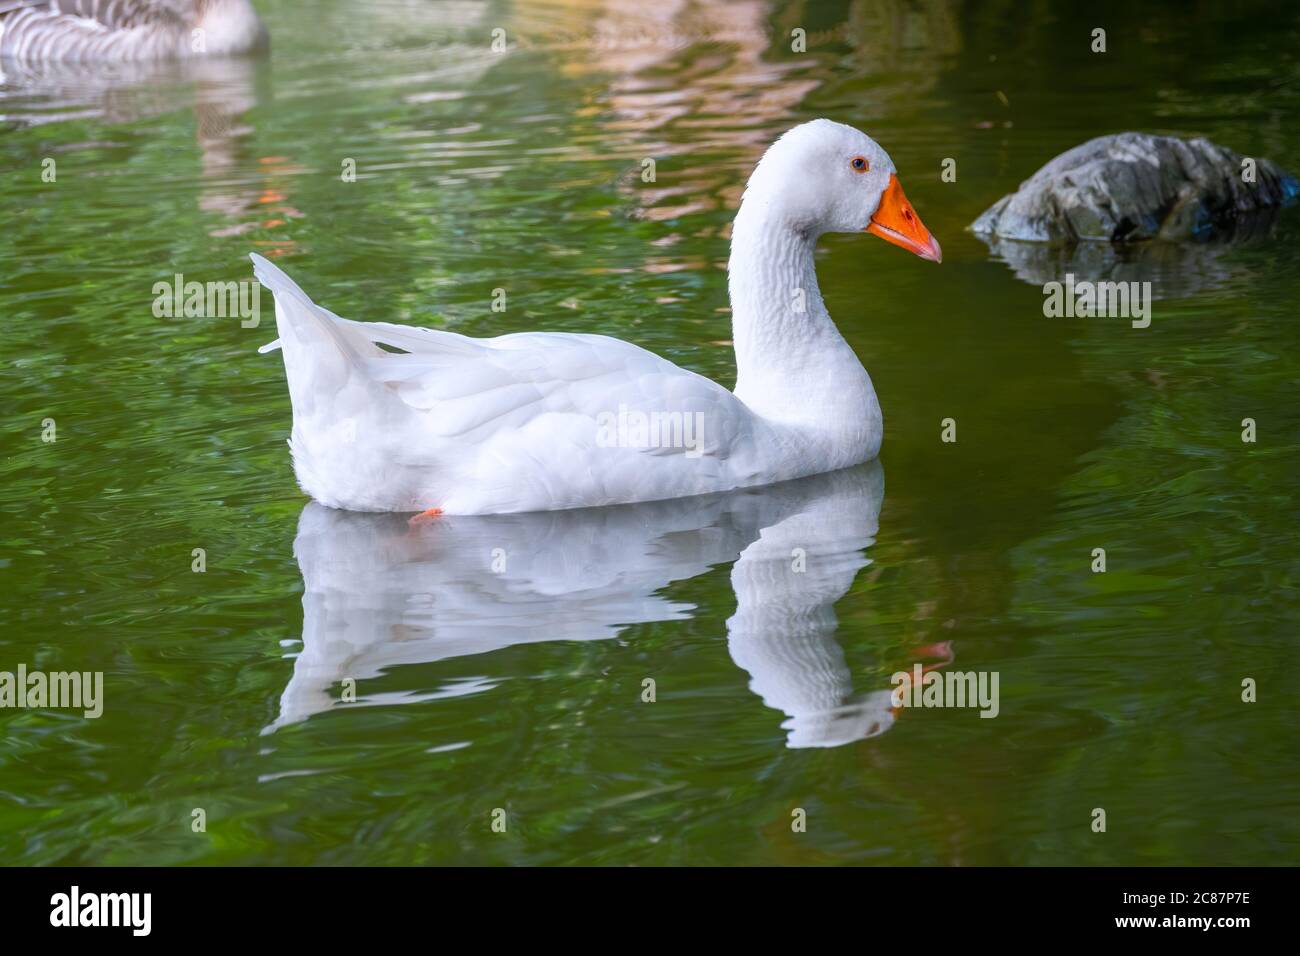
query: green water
[{"left": 1, "top": 0, "right": 1297, "bottom": 865}]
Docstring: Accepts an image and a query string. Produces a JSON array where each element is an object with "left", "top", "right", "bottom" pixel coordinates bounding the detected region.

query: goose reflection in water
[
  {"left": 271, "top": 460, "right": 945, "bottom": 748},
  {"left": 0, "top": 54, "right": 303, "bottom": 239}
]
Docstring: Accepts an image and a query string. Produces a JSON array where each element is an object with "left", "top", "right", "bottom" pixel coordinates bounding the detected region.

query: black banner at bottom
[{"left": 0, "top": 866, "right": 1286, "bottom": 941}]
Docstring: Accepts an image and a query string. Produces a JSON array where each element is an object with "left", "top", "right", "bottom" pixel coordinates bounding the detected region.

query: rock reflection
[{"left": 973, "top": 207, "right": 1285, "bottom": 300}]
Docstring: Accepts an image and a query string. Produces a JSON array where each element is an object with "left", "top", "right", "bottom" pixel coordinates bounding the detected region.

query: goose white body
[{"left": 254, "top": 120, "right": 940, "bottom": 515}]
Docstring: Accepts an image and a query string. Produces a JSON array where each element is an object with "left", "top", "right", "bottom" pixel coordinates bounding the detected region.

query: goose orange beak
[{"left": 866, "top": 174, "right": 942, "bottom": 263}]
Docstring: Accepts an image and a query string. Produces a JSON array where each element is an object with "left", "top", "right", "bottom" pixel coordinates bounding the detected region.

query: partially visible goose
[
  {"left": 0, "top": 0, "right": 267, "bottom": 62},
  {"left": 254, "top": 119, "right": 941, "bottom": 516}
]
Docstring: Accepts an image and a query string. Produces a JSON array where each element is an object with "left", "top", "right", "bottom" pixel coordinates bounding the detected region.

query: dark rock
[{"left": 969, "top": 133, "right": 1297, "bottom": 244}]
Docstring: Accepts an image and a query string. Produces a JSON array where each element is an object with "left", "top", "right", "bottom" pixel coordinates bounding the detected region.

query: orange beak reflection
[{"left": 866, "top": 174, "right": 942, "bottom": 263}]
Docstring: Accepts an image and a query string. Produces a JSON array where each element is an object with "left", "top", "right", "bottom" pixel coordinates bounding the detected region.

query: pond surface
[{"left": 1, "top": 0, "right": 1297, "bottom": 865}]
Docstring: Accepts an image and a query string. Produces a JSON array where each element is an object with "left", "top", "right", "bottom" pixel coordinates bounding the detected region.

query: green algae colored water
[{"left": 1, "top": 0, "right": 1297, "bottom": 865}]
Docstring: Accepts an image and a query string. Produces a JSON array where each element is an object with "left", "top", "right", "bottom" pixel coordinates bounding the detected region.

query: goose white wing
[
  {"left": 253, "top": 254, "right": 770, "bottom": 513},
  {"left": 363, "top": 328, "right": 763, "bottom": 513},
  {"left": 364, "top": 328, "right": 743, "bottom": 449}
]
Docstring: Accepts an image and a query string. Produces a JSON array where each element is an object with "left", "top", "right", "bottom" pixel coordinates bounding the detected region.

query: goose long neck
[{"left": 727, "top": 203, "right": 874, "bottom": 431}]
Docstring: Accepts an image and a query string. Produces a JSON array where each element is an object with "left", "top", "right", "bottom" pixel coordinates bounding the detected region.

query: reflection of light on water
[
  {"left": 499, "top": 0, "right": 962, "bottom": 282},
  {"left": 575, "top": 0, "right": 820, "bottom": 223},
  {"left": 206, "top": 154, "right": 307, "bottom": 240},
  {"left": 0, "top": 54, "right": 308, "bottom": 246}
]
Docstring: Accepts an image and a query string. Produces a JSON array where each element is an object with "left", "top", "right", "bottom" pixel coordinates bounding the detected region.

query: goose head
[{"left": 743, "top": 118, "right": 941, "bottom": 262}]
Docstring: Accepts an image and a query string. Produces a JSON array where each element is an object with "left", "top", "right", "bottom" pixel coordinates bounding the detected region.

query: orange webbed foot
[{"left": 408, "top": 507, "right": 444, "bottom": 526}]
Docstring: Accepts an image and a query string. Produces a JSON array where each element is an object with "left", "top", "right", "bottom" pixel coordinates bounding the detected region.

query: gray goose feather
[{"left": 0, "top": 0, "right": 267, "bottom": 62}]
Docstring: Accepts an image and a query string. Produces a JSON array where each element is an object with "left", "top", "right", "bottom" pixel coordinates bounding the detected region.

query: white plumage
[{"left": 254, "top": 119, "right": 941, "bottom": 515}]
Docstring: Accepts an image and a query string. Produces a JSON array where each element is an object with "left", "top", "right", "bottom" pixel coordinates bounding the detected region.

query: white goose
[
  {"left": 0, "top": 0, "right": 266, "bottom": 61},
  {"left": 253, "top": 119, "right": 940, "bottom": 516}
]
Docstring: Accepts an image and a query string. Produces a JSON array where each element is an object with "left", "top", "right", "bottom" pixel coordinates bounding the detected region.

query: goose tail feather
[{"left": 250, "top": 253, "right": 382, "bottom": 409}]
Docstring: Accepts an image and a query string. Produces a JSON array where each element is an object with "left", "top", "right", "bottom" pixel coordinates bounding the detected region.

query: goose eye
[{"left": 850, "top": 156, "right": 869, "bottom": 173}]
